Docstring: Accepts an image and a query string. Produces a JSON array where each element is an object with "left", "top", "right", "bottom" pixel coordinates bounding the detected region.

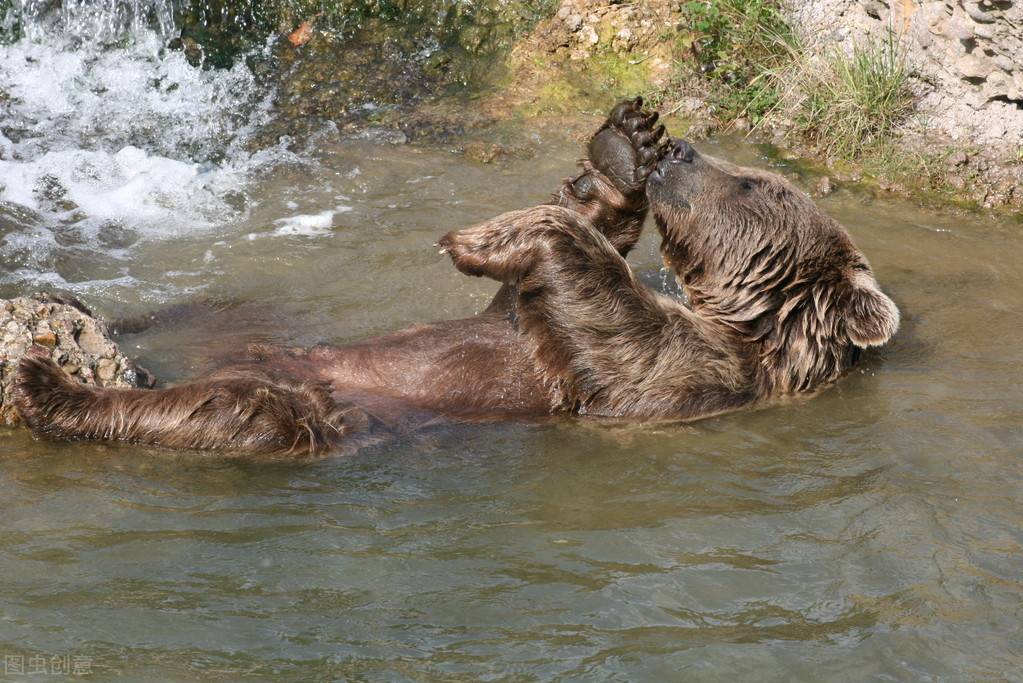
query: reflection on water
[{"left": 1, "top": 133, "right": 1022, "bottom": 680}]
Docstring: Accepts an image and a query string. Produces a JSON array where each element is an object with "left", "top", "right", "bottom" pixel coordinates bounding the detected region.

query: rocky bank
[{"left": 791, "top": 0, "right": 1023, "bottom": 207}]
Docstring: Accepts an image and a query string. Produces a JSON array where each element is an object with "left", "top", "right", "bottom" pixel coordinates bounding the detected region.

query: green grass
[
  {"left": 797, "top": 32, "right": 914, "bottom": 160},
  {"left": 679, "top": 0, "right": 798, "bottom": 124}
]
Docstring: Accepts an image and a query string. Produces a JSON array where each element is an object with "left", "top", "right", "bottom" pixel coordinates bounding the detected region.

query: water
[
  {"left": 10, "top": 0, "right": 176, "bottom": 41},
  {"left": 2, "top": 5, "right": 1023, "bottom": 682}
]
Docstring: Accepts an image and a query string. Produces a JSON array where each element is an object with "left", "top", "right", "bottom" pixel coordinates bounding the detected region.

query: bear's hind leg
[{"left": 14, "top": 356, "right": 363, "bottom": 456}]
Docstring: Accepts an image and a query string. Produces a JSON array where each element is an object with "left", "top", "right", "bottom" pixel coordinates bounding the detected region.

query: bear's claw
[{"left": 437, "top": 231, "right": 490, "bottom": 278}]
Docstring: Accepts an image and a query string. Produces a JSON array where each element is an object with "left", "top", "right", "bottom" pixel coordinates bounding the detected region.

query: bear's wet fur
[{"left": 14, "top": 101, "right": 898, "bottom": 456}]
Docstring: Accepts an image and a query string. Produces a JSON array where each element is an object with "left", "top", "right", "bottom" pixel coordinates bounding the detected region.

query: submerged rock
[
  {"left": 814, "top": 176, "right": 835, "bottom": 197},
  {"left": 0, "top": 293, "right": 156, "bottom": 427}
]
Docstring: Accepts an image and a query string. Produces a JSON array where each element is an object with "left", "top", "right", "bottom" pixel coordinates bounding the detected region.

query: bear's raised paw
[{"left": 587, "top": 97, "right": 667, "bottom": 198}]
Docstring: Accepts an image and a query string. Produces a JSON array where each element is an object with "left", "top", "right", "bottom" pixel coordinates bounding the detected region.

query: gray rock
[
  {"left": 949, "top": 150, "right": 970, "bottom": 167},
  {"left": 973, "top": 23, "right": 996, "bottom": 40},
  {"left": 0, "top": 293, "right": 157, "bottom": 427},
  {"left": 994, "top": 54, "right": 1014, "bottom": 72},
  {"left": 96, "top": 358, "right": 117, "bottom": 382},
  {"left": 964, "top": 3, "right": 996, "bottom": 23},
  {"left": 957, "top": 54, "right": 993, "bottom": 80},
  {"left": 76, "top": 325, "right": 114, "bottom": 357}
]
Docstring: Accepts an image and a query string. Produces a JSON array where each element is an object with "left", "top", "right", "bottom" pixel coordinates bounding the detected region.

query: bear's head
[{"left": 647, "top": 139, "right": 899, "bottom": 395}]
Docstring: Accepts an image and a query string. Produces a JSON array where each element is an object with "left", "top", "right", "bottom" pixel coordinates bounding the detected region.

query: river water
[{"left": 1, "top": 6, "right": 1022, "bottom": 682}]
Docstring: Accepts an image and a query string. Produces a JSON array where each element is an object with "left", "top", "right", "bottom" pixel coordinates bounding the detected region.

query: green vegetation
[
  {"left": 679, "top": 0, "right": 797, "bottom": 124},
  {"left": 182, "top": 0, "right": 552, "bottom": 38},
  {"left": 797, "top": 33, "right": 914, "bottom": 160},
  {"left": 513, "top": 44, "right": 654, "bottom": 120},
  {"left": 663, "top": 3, "right": 944, "bottom": 203},
  {"left": 0, "top": 0, "right": 20, "bottom": 43}
]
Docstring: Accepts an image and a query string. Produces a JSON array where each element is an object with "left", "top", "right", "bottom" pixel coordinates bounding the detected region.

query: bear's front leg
[
  {"left": 439, "top": 205, "right": 630, "bottom": 285},
  {"left": 439, "top": 205, "right": 672, "bottom": 414},
  {"left": 481, "top": 99, "right": 667, "bottom": 315},
  {"left": 437, "top": 207, "right": 568, "bottom": 283}
]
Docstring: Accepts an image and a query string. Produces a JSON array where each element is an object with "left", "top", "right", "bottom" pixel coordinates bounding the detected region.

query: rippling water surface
[
  {"left": 2, "top": 9, "right": 1023, "bottom": 682},
  {"left": 1, "top": 135, "right": 1021, "bottom": 680}
]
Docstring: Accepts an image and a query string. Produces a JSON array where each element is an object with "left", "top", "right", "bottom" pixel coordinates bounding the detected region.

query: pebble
[
  {"left": 96, "top": 358, "right": 117, "bottom": 382},
  {"left": 76, "top": 326, "right": 112, "bottom": 357},
  {"left": 463, "top": 141, "right": 508, "bottom": 164},
  {"left": 32, "top": 331, "right": 57, "bottom": 348},
  {"left": 949, "top": 150, "right": 970, "bottom": 167}
]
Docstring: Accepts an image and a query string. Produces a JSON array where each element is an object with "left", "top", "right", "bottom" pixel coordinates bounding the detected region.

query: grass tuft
[
  {"left": 796, "top": 32, "right": 914, "bottom": 160},
  {"left": 673, "top": 5, "right": 915, "bottom": 165}
]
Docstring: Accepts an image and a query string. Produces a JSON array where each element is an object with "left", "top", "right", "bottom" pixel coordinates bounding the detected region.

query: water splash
[
  {"left": 0, "top": 0, "right": 289, "bottom": 292},
  {"left": 12, "top": 0, "right": 176, "bottom": 42}
]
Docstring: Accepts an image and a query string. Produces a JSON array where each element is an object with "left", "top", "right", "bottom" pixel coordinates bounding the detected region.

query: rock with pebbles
[{"left": 0, "top": 293, "right": 156, "bottom": 427}]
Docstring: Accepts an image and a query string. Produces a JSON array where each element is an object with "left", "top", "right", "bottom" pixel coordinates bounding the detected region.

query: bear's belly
[{"left": 301, "top": 313, "right": 551, "bottom": 420}]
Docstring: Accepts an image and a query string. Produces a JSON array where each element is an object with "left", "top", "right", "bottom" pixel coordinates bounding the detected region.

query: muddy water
[{"left": 1, "top": 134, "right": 1022, "bottom": 681}]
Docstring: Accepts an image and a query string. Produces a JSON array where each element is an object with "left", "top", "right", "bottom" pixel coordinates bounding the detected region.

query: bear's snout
[{"left": 650, "top": 139, "right": 697, "bottom": 186}]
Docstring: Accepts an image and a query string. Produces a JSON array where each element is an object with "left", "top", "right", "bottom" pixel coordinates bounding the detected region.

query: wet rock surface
[
  {"left": 498, "top": 0, "right": 677, "bottom": 113},
  {"left": 174, "top": 1, "right": 557, "bottom": 145},
  {"left": 250, "top": 29, "right": 465, "bottom": 144},
  {"left": 532, "top": 0, "right": 675, "bottom": 63},
  {"left": 0, "top": 293, "right": 156, "bottom": 427}
]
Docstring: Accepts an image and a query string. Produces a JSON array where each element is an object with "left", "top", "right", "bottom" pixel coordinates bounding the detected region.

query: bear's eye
[{"left": 740, "top": 178, "right": 757, "bottom": 192}]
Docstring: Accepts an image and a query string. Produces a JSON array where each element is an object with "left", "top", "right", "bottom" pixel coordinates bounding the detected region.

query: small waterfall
[
  {"left": 10, "top": 0, "right": 177, "bottom": 42},
  {"left": 0, "top": 0, "right": 285, "bottom": 293}
]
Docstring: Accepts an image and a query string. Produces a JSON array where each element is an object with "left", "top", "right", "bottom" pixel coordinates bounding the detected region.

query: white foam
[
  {"left": 269, "top": 204, "right": 353, "bottom": 237},
  {"left": 0, "top": 146, "right": 244, "bottom": 236},
  {"left": 0, "top": 22, "right": 288, "bottom": 278},
  {"left": 272, "top": 209, "right": 337, "bottom": 237}
]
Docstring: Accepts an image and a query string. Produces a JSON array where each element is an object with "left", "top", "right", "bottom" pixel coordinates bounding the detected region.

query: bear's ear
[{"left": 843, "top": 270, "right": 900, "bottom": 348}]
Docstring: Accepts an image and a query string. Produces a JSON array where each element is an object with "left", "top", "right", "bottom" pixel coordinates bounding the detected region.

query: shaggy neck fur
[{"left": 656, "top": 204, "right": 869, "bottom": 397}]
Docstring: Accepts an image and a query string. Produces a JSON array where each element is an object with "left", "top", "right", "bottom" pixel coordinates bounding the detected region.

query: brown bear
[{"left": 12, "top": 99, "right": 898, "bottom": 456}]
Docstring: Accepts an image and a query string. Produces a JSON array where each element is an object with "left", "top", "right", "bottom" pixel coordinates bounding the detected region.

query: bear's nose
[{"left": 667, "top": 139, "right": 696, "bottom": 163}]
